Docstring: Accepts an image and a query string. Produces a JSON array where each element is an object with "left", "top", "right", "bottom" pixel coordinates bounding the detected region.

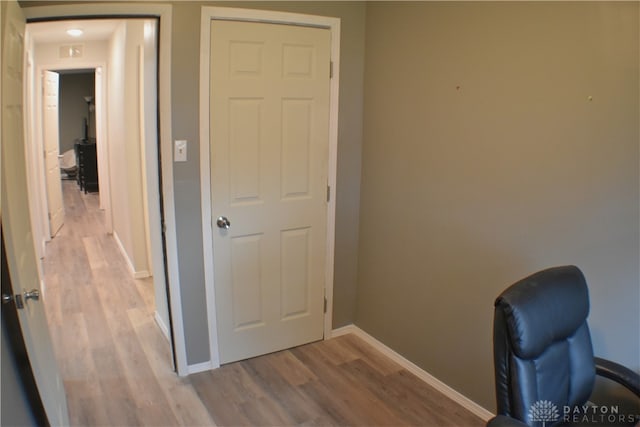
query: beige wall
[
  {"left": 357, "top": 1, "right": 639, "bottom": 411},
  {"left": 107, "top": 22, "right": 130, "bottom": 268},
  {"left": 108, "top": 20, "right": 150, "bottom": 276}
]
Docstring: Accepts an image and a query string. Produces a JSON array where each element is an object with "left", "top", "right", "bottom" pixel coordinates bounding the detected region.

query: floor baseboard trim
[
  {"left": 112, "top": 232, "right": 151, "bottom": 279},
  {"left": 187, "top": 360, "right": 215, "bottom": 375},
  {"left": 133, "top": 270, "right": 151, "bottom": 279},
  {"left": 112, "top": 231, "right": 136, "bottom": 277},
  {"left": 331, "top": 324, "right": 494, "bottom": 422},
  {"left": 154, "top": 311, "right": 170, "bottom": 342}
]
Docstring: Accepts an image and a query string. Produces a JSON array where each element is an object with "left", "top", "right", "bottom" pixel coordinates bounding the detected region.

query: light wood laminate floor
[{"left": 42, "top": 181, "right": 484, "bottom": 426}]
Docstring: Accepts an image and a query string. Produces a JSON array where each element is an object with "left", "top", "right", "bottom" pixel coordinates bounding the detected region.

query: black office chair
[{"left": 488, "top": 266, "right": 640, "bottom": 427}]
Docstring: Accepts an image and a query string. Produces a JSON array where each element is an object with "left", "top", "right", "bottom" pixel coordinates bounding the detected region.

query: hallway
[{"left": 41, "top": 181, "right": 214, "bottom": 425}]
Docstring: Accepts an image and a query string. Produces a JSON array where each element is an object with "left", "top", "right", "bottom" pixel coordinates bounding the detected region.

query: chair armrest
[
  {"left": 594, "top": 356, "right": 640, "bottom": 398},
  {"left": 486, "top": 415, "right": 529, "bottom": 427}
]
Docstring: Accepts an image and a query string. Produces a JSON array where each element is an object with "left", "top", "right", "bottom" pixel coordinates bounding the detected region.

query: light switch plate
[{"left": 174, "top": 140, "right": 187, "bottom": 162}]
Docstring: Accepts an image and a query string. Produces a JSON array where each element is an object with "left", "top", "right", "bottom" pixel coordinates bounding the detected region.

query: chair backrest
[{"left": 493, "top": 265, "right": 596, "bottom": 426}]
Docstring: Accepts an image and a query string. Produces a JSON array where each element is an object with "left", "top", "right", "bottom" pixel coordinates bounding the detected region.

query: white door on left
[
  {"left": 1, "top": 1, "right": 70, "bottom": 425},
  {"left": 43, "top": 70, "right": 64, "bottom": 237}
]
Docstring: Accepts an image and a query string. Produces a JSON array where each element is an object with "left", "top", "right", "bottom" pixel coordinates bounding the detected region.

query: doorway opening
[
  {"left": 199, "top": 7, "right": 341, "bottom": 367},
  {"left": 23, "top": 17, "right": 176, "bottom": 384},
  {"left": 55, "top": 69, "right": 96, "bottom": 187}
]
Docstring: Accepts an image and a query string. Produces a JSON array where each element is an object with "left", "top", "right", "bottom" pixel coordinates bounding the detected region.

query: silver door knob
[
  {"left": 3, "top": 293, "right": 24, "bottom": 309},
  {"left": 216, "top": 216, "right": 231, "bottom": 229},
  {"left": 24, "top": 289, "right": 40, "bottom": 301}
]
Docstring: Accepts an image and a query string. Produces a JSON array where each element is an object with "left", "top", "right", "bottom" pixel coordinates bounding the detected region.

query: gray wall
[
  {"left": 58, "top": 71, "right": 94, "bottom": 153},
  {"left": 170, "top": 1, "right": 366, "bottom": 364},
  {"left": 357, "top": 1, "right": 639, "bottom": 411}
]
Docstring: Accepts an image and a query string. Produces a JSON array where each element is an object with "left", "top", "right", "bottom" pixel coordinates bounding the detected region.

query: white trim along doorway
[
  {"left": 22, "top": 4, "right": 189, "bottom": 376},
  {"left": 199, "top": 7, "right": 341, "bottom": 369}
]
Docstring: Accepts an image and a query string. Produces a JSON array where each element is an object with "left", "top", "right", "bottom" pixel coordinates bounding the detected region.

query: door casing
[
  {"left": 31, "top": 64, "right": 108, "bottom": 241},
  {"left": 199, "top": 7, "right": 341, "bottom": 369}
]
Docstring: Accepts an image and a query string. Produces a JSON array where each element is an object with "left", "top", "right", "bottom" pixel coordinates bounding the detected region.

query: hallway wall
[{"left": 107, "top": 20, "right": 151, "bottom": 278}]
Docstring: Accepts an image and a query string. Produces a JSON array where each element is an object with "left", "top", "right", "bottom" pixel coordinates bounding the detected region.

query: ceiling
[{"left": 27, "top": 19, "right": 120, "bottom": 44}]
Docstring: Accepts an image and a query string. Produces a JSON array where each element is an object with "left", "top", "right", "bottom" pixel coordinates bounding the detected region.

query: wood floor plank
[
  {"left": 134, "top": 276, "right": 156, "bottom": 311},
  {"left": 154, "top": 377, "right": 216, "bottom": 426},
  {"left": 57, "top": 312, "right": 94, "bottom": 381},
  {"left": 42, "top": 273, "right": 63, "bottom": 327},
  {"left": 340, "top": 357, "right": 439, "bottom": 426},
  {"left": 66, "top": 392, "right": 111, "bottom": 426},
  {"left": 191, "top": 370, "right": 254, "bottom": 426},
  {"left": 291, "top": 343, "right": 404, "bottom": 426},
  {"left": 240, "top": 396, "right": 296, "bottom": 427},
  {"left": 312, "top": 334, "right": 361, "bottom": 365},
  {"left": 241, "top": 356, "right": 326, "bottom": 425},
  {"left": 82, "top": 235, "right": 108, "bottom": 270},
  {"left": 264, "top": 350, "right": 318, "bottom": 387},
  {"left": 101, "top": 396, "right": 142, "bottom": 426},
  {"left": 78, "top": 285, "right": 116, "bottom": 351},
  {"left": 338, "top": 334, "right": 405, "bottom": 376}
]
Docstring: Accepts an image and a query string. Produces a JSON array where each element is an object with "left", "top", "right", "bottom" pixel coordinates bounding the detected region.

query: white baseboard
[
  {"left": 113, "top": 231, "right": 136, "bottom": 276},
  {"left": 330, "top": 324, "right": 358, "bottom": 338},
  {"left": 331, "top": 324, "right": 494, "bottom": 422},
  {"left": 187, "top": 360, "right": 216, "bottom": 375},
  {"left": 154, "top": 311, "right": 170, "bottom": 342},
  {"left": 112, "top": 231, "right": 150, "bottom": 279},
  {"left": 133, "top": 270, "right": 151, "bottom": 279}
]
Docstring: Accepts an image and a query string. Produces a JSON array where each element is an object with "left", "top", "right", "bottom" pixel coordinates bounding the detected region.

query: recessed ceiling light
[{"left": 66, "top": 29, "right": 83, "bottom": 37}]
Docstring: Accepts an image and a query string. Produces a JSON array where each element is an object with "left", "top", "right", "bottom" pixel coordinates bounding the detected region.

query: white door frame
[
  {"left": 199, "top": 7, "right": 340, "bottom": 369},
  {"left": 22, "top": 4, "right": 190, "bottom": 376},
  {"left": 23, "top": 39, "right": 48, "bottom": 266},
  {"left": 32, "top": 62, "right": 110, "bottom": 237},
  {"left": 41, "top": 70, "right": 64, "bottom": 237}
]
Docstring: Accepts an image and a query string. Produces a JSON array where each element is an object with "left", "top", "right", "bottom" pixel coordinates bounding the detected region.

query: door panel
[
  {"left": 43, "top": 70, "right": 64, "bottom": 236},
  {"left": 230, "top": 233, "right": 264, "bottom": 329},
  {"left": 229, "top": 98, "right": 262, "bottom": 203},
  {"left": 280, "top": 227, "right": 311, "bottom": 319},
  {"left": 281, "top": 99, "right": 312, "bottom": 198},
  {"left": 1, "top": 1, "right": 70, "bottom": 424},
  {"left": 210, "top": 20, "right": 330, "bottom": 364}
]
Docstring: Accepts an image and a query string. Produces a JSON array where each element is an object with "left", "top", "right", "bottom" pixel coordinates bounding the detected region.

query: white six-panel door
[
  {"left": 42, "top": 70, "right": 64, "bottom": 237},
  {"left": 210, "top": 20, "right": 331, "bottom": 364}
]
